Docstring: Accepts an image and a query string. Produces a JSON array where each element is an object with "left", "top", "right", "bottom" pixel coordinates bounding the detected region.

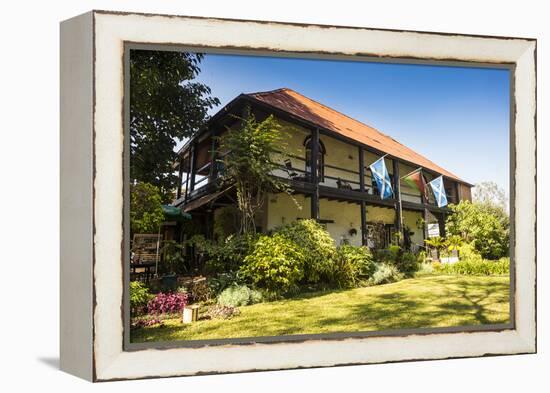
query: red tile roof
[{"left": 246, "top": 88, "right": 465, "bottom": 183}]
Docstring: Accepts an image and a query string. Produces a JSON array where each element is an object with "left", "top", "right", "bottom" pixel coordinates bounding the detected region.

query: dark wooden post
[
  {"left": 189, "top": 142, "right": 197, "bottom": 193},
  {"left": 184, "top": 150, "right": 192, "bottom": 202},
  {"left": 359, "top": 146, "right": 367, "bottom": 246},
  {"left": 438, "top": 212, "right": 447, "bottom": 238},
  {"left": 310, "top": 128, "right": 320, "bottom": 221},
  {"left": 209, "top": 131, "right": 218, "bottom": 182},
  {"left": 176, "top": 158, "right": 183, "bottom": 199},
  {"left": 423, "top": 207, "right": 429, "bottom": 241},
  {"left": 392, "top": 158, "right": 403, "bottom": 245}
]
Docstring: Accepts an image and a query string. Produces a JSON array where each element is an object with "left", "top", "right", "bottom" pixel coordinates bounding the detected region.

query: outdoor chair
[
  {"left": 284, "top": 159, "right": 299, "bottom": 179},
  {"left": 336, "top": 177, "right": 353, "bottom": 190}
]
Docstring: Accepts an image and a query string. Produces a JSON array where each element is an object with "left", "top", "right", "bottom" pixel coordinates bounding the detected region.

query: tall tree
[
  {"left": 472, "top": 181, "right": 508, "bottom": 211},
  {"left": 445, "top": 200, "right": 509, "bottom": 259},
  {"left": 218, "top": 109, "right": 292, "bottom": 234},
  {"left": 130, "top": 50, "right": 220, "bottom": 202},
  {"left": 130, "top": 182, "right": 164, "bottom": 234}
]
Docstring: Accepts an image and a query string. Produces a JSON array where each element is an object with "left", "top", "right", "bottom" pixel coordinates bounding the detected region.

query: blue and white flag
[
  {"left": 428, "top": 176, "right": 448, "bottom": 207},
  {"left": 369, "top": 156, "right": 393, "bottom": 200}
]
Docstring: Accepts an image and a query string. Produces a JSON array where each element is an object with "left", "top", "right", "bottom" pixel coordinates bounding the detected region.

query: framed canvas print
[{"left": 60, "top": 10, "right": 537, "bottom": 381}]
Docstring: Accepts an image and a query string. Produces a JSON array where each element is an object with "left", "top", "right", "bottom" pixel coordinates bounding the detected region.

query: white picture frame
[{"left": 60, "top": 10, "right": 536, "bottom": 381}]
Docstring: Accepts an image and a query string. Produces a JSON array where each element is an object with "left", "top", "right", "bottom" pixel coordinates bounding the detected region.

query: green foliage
[
  {"left": 180, "top": 279, "right": 214, "bottom": 303},
  {"left": 424, "top": 236, "right": 446, "bottom": 253},
  {"left": 240, "top": 234, "right": 306, "bottom": 294},
  {"left": 274, "top": 219, "right": 337, "bottom": 284},
  {"left": 160, "top": 240, "right": 186, "bottom": 274},
  {"left": 130, "top": 182, "right": 164, "bottom": 234},
  {"left": 372, "top": 246, "right": 419, "bottom": 277},
  {"left": 130, "top": 50, "right": 219, "bottom": 201},
  {"left": 446, "top": 200, "right": 509, "bottom": 259},
  {"left": 129, "top": 281, "right": 152, "bottom": 315},
  {"left": 213, "top": 206, "right": 240, "bottom": 240},
  {"left": 399, "top": 251, "right": 420, "bottom": 277},
  {"left": 458, "top": 242, "right": 483, "bottom": 263},
  {"left": 217, "top": 284, "right": 264, "bottom": 307},
  {"left": 371, "top": 263, "right": 404, "bottom": 285},
  {"left": 332, "top": 245, "right": 376, "bottom": 288},
  {"left": 416, "top": 250, "right": 428, "bottom": 264},
  {"left": 434, "top": 257, "right": 509, "bottom": 276},
  {"left": 218, "top": 109, "right": 293, "bottom": 234},
  {"left": 416, "top": 262, "right": 434, "bottom": 276},
  {"left": 207, "top": 272, "right": 242, "bottom": 296},
  {"left": 446, "top": 235, "right": 463, "bottom": 254},
  {"left": 187, "top": 234, "right": 257, "bottom": 274}
]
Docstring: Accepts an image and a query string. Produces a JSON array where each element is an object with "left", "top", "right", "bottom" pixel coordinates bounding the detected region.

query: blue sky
[{"left": 194, "top": 53, "right": 510, "bottom": 195}]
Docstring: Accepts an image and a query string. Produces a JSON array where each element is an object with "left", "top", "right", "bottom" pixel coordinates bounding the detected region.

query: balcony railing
[{"left": 185, "top": 152, "right": 449, "bottom": 209}]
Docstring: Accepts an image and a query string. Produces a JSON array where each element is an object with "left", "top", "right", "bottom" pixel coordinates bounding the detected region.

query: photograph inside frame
[{"left": 127, "top": 48, "right": 512, "bottom": 344}]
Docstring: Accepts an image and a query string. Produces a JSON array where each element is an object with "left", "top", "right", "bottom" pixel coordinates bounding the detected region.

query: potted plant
[{"left": 159, "top": 240, "right": 186, "bottom": 291}]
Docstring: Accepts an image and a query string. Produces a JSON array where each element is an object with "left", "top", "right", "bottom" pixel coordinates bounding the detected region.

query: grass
[{"left": 131, "top": 274, "right": 510, "bottom": 343}]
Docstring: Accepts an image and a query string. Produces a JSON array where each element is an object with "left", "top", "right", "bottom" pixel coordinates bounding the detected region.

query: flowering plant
[{"left": 147, "top": 292, "right": 189, "bottom": 315}]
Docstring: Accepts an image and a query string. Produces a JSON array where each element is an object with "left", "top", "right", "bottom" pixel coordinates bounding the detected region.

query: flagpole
[
  {"left": 366, "top": 153, "right": 388, "bottom": 168},
  {"left": 392, "top": 159, "right": 404, "bottom": 248},
  {"left": 400, "top": 167, "right": 422, "bottom": 180}
]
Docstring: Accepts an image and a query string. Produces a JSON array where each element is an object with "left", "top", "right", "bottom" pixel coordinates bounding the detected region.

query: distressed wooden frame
[{"left": 60, "top": 10, "right": 536, "bottom": 381}]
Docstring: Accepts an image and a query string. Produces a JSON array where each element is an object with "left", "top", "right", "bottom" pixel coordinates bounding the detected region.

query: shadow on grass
[
  {"left": 131, "top": 275, "right": 511, "bottom": 343},
  {"left": 347, "top": 277, "right": 510, "bottom": 330}
]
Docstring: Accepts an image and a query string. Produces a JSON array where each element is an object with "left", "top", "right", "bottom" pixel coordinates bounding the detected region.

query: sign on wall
[{"left": 427, "top": 223, "right": 440, "bottom": 238}]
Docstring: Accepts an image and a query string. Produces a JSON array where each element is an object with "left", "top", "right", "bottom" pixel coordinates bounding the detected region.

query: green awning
[{"left": 162, "top": 205, "right": 192, "bottom": 221}]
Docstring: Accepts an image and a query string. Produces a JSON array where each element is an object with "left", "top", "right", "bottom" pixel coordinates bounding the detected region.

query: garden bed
[{"left": 131, "top": 274, "right": 510, "bottom": 343}]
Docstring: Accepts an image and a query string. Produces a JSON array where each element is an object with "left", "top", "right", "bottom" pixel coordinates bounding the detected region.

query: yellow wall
[
  {"left": 319, "top": 199, "right": 361, "bottom": 246},
  {"left": 366, "top": 205, "right": 395, "bottom": 224},
  {"left": 266, "top": 194, "right": 401, "bottom": 247},
  {"left": 402, "top": 209, "right": 425, "bottom": 248},
  {"left": 319, "top": 135, "right": 360, "bottom": 187},
  {"left": 265, "top": 192, "right": 310, "bottom": 231}
]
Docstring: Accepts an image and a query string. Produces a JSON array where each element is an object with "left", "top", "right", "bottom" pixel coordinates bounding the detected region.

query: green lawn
[{"left": 131, "top": 274, "right": 510, "bottom": 343}]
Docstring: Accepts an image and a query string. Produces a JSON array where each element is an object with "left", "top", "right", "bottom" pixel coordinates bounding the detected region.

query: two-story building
[{"left": 172, "top": 88, "right": 472, "bottom": 250}]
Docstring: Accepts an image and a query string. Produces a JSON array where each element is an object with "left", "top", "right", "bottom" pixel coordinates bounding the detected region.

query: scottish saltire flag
[
  {"left": 428, "top": 176, "right": 448, "bottom": 207},
  {"left": 369, "top": 157, "right": 393, "bottom": 200}
]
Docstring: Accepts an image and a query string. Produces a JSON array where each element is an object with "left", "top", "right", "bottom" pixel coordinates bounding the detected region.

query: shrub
[
  {"left": 188, "top": 234, "right": 257, "bottom": 274},
  {"left": 371, "top": 263, "right": 404, "bottom": 285},
  {"left": 416, "top": 250, "right": 428, "bottom": 264},
  {"left": 130, "top": 182, "right": 164, "bottom": 234},
  {"left": 240, "top": 233, "right": 306, "bottom": 293},
  {"left": 416, "top": 262, "right": 434, "bottom": 276},
  {"left": 458, "top": 242, "right": 483, "bottom": 263},
  {"left": 332, "top": 245, "right": 376, "bottom": 288},
  {"left": 207, "top": 271, "right": 242, "bottom": 296},
  {"left": 372, "top": 246, "right": 419, "bottom": 277},
  {"left": 147, "top": 292, "right": 188, "bottom": 315},
  {"left": 129, "top": 281, "right": 152, "bottom": 315},
  {"left": 435, "top": 257, "right": 509, "bottom": 276},
  {"left": 446, "top": 200, "right": 509, "bottom": 259},
  {"left": 398, "top": 251, "right": 420, "bottom": 277},
  {"left": 274, "top": 219, "right": 337, "bottom": 284},
  {"left": 182, "top": 278, "right": 214, "bottom": 303},
  {"left": 217, "top": 284, "right": 263, "bottom": 307},
  {"left": 160, "top": 240, "right": 186, "bottom": 275}
]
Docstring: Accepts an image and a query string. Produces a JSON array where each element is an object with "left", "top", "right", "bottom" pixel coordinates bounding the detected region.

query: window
[{"left": 304, "top": 136, "right": 326, "bottom": 182}]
